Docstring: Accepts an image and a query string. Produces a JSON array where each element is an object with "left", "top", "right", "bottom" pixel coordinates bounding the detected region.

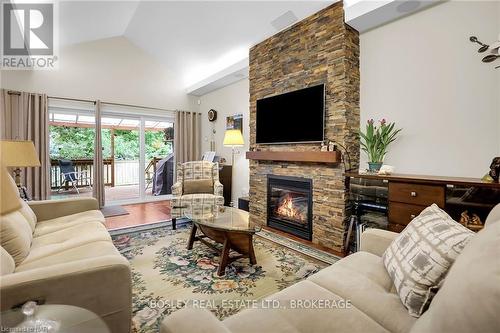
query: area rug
[
  {"left": 111, "top": 223, "right": 339, "bottom": 333},
  {"left": 101, "top": 205, "right": 129, "bottom": 218}
]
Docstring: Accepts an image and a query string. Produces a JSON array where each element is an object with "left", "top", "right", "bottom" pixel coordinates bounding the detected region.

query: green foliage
[
  {"left": 50, "top": 126, "right": 173, "bottom": 160},
  {"left": 49, "top": 126, "right": 95, "bottom": 159},
  {"left": 359, "top": 119, "right": 402, "bottom": 163}
]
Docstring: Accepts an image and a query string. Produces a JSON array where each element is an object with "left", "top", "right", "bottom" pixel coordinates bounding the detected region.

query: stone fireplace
[
  {"left": 248, "top": 2, "right": 360, "bottom": 253},
  {"left": 267, "top": 175, "right": 313, "bottom": 241}
]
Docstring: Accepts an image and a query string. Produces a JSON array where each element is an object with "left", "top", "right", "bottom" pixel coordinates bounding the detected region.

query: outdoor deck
[
  {"left": 50, "top": 184, "right": 157, "bottom": 202},
  {"left": 50, "top": 157, "right": 171, "bottom": 203}
]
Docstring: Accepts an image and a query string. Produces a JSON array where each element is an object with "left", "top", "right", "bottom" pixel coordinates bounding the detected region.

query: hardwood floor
[{"left": 104, "top": 200, "right": 171, "bottom": 230}]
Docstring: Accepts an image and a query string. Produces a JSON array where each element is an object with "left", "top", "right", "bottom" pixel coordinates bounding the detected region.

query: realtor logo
[{"left": 3, "top": 3, "right": 53, "bottom": 55}]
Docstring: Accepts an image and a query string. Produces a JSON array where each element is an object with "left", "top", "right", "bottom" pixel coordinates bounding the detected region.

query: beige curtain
[
  {"left": 0, "top": 89, "right": 50, "bottom": 200},
  {"left": 92, "top": 100, "right": 105, "bottom": 207},
  {"left": 174, "top": 111, "right": 202, "bottom": 164}
]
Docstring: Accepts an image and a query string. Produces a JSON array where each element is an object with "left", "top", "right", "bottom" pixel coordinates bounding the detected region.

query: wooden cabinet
[
  {"left": 388, "top": 182, "right": 445, "bottom": 230},
  {"left": 218, "top": 165, "right": 232, "bottom": 206},
  {"left": 388, "top": 183, "right": 445, "bottom": 207},
  {"left": 346, "top": 172, "right": 500, "bottom": 234}
]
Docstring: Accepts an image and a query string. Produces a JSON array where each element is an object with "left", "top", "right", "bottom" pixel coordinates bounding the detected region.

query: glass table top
[{"left": 185, "top": 207, "right": 261, "bottom": 233}]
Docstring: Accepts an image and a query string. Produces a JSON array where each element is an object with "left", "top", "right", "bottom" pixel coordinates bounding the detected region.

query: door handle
[{"left": 410, "top": 191, "right": 417, "bottom": 197}]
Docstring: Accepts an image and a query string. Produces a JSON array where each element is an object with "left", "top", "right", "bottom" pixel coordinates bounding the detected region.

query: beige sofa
[
  {"left": 0, "top": 195, "right": 131, "bottom": 333},
  {"left": 161, "top": 205, "right": 500, "bottom": 333}
]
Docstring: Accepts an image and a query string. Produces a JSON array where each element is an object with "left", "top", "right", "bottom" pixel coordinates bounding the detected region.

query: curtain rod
[
  {"left": 49, "top": 96, "right": 96, "bottom": 104},
  {"left": 7, "top": 90, "right": 21, "bottom": 95},
  {"left": 48, "top": 95, "right": 198, "bottom": 114}
]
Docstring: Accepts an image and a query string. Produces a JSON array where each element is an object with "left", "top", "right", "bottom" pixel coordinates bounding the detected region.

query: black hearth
[{"left": 267, "top": 175, "right": 313, "bottom": 240}]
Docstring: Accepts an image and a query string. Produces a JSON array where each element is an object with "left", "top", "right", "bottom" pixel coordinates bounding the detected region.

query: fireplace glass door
[{"left": 267, "top": 175, "right": 312, "bottom": 240}]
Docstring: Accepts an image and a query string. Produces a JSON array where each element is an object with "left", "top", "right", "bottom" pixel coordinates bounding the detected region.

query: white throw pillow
[{"left": 383, "top": 204, "right": 474, "bottom": 317}]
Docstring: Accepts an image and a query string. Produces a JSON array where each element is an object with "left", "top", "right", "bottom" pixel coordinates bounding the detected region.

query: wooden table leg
[
  {"left": 217, "top": 238, "right": 231, "bottom": 276},
  {"left": 248, "top": 236, "right": 257, "bottom": 265},
  {"left": 187, "top": 224, "right": 198, "bottom": 250}
]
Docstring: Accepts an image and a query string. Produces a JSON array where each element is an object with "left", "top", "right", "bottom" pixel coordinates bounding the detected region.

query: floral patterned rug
[{"left": 111, "top": 223, "right": 337, "bottom": 333}]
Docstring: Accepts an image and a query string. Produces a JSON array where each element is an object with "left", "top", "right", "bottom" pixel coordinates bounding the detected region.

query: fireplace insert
[{"left": 267, "top": 175, "right": 313, "bottom": 240}]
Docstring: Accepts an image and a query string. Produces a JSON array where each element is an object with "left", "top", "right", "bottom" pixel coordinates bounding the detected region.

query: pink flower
[
  {"left": 380, "top": 119, "right": 387, "bottom": 125},
  {"left": 367, "top": 119, "right": 374, "bottom": 125}
]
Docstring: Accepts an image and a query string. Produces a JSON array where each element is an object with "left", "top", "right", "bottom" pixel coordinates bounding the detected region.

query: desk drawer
[
  {"left": 389, "top": 202, "right": 427, "bottom": 226},
  {"left": 389, "top": 182, "right": 445, "bottom": 207}
]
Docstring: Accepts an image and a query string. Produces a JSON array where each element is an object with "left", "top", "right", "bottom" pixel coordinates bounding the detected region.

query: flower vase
[{"left": 368, "top": 162, "right": 383, "bottom": 172}]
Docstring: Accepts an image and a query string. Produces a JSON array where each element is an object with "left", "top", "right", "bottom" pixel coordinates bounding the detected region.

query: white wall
[
  {"left": 198, "top": 79, "right": 250, "bottom": 203},
  {"left": 360, "top": 0, "right": 500, "bottom": 177},
  {"left": 1, "top": 37, "right": 194, "bottom": 111}
]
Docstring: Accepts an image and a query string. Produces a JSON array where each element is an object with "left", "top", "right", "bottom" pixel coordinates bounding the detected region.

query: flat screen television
[{"left": 256, "top": 84, "right": 325, "bottom": 144}]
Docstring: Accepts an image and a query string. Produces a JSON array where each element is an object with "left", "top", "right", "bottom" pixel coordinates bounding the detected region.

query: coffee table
[{"left": 186, "top": 207, "right": 261, "bottom": 276}]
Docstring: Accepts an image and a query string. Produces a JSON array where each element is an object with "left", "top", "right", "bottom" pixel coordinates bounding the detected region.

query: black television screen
[{"left": 256, "top": 84, "right": 325, "bottom": 144}]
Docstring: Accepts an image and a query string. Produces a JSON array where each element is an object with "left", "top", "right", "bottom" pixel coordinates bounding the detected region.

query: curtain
[
  {"left": 174, "top": 111, "right": 201, "bottom": 165},
  {"left": 0, "top": 89, "right": 50, "bottom": 200},
  {"left": 93, "top": 100, "right": 105, "bottom": 207}
]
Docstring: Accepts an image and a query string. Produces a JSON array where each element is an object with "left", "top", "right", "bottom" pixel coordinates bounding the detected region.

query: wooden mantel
[{"left": 246, "top": 150, "right": 341, "bottom": 164}]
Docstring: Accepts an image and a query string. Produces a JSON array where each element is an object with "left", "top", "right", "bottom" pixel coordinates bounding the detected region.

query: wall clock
[{"left": 208, "top": 109, "right": 217, "bottom": 122}]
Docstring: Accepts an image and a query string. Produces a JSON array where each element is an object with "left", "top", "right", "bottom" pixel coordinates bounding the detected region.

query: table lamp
[
  {"left": 223, "top": 129, "right": 245, "bottom": 166},
  {"left": 1, "top": 140, "right": 41, "bottom": 199}
]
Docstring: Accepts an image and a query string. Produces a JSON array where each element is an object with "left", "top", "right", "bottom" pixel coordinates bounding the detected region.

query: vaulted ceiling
[{"left": 59, "top": 1, "right": 335, "bottom": 88}]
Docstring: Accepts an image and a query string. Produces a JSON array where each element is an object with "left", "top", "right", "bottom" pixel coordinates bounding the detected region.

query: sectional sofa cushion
[
  {"left": 33, "top": 209, "right": 104, "bottom": 237},
  {"left": 308, "top": 251, "right": 416, "bottom": 333},
  {"left": 0, "top": 211, "right": 33, "bottom": 265},
  {"left": 223, "top": 280, "right": 389, "bottom": 333},
  {"left": 19, "top": 200, "right": 37, "bottom": 231},
  {"left": 383, "top": 204, "right": 474, "bottom": 317},
  {"left": 410, "top": 216, "right": 500, "bottom": 333},
  {"left": 15, "top": 240, "right": 121, "bottom": 272},
  {"left": 0, "top": 246, "right": 15, "bottom": 275},
  {"left": 23, "top": 221, "right": 111, "bottom": 265}
]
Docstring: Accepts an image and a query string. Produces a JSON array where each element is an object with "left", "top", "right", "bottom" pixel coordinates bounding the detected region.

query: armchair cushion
[
  {"left": 183, "top": 179, "right": 214, "bottom": 195},
  {"left": 0, "top": 211, "right": 33, "bottom": 265}
]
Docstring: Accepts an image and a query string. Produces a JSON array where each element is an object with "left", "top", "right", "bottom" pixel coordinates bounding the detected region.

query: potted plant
[{"left": 359, "top": 119, "right": 402, "bottom": 172}]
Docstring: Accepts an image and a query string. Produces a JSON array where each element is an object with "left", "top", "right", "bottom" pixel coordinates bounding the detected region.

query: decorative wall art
[{"left": 226, "top": 114, "right": 243, "bottom": 133}]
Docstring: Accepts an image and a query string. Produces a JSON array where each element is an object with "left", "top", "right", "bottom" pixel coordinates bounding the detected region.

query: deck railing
[
  {"left": 50, "top": 159, "right": 114, "bottom": 189},
  {"left": 50, "top": 157, "right": 163, "bottom": 190}
]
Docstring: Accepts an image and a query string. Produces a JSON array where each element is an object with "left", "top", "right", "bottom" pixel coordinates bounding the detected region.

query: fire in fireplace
[
  {"left": 267, "top": 175, "right": 312, "bottom": 240},
  {"left": 275, "top": 193, "right": 308, "bottom": 223}
]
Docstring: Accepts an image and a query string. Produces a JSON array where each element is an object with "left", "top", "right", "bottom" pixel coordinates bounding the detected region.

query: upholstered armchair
[{"left": 171, "top": 161, "right": 224, "bottom": 219}]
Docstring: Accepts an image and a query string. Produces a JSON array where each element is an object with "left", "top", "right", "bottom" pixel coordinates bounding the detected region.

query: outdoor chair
[{"left": 57, "top": 159, "right": 92, "bottom": 194}]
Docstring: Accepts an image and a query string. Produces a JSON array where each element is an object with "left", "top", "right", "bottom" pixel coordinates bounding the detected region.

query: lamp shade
[
  {"left": 223, "top": 129, "right": 244, "bottom": 147},
  {"left": 0, "top": 140, "right": 41, "bottom": 167},
  {"left": 0, "top": 164, "right": 21, "bottom": 215}
]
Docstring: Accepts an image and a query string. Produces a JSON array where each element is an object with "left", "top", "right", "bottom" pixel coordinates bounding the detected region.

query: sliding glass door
[
  {"left": 101, "top": 104, "right": 174, "bottom": 205},
  {"left": 48, "top": 98, "right": 174, "bottom": 205},
  {"left": 101, "top": 114, "right": 142, "bottom": 203},
  {"left": 48, "top": 100, "right": 96, "bottom": 200}
]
